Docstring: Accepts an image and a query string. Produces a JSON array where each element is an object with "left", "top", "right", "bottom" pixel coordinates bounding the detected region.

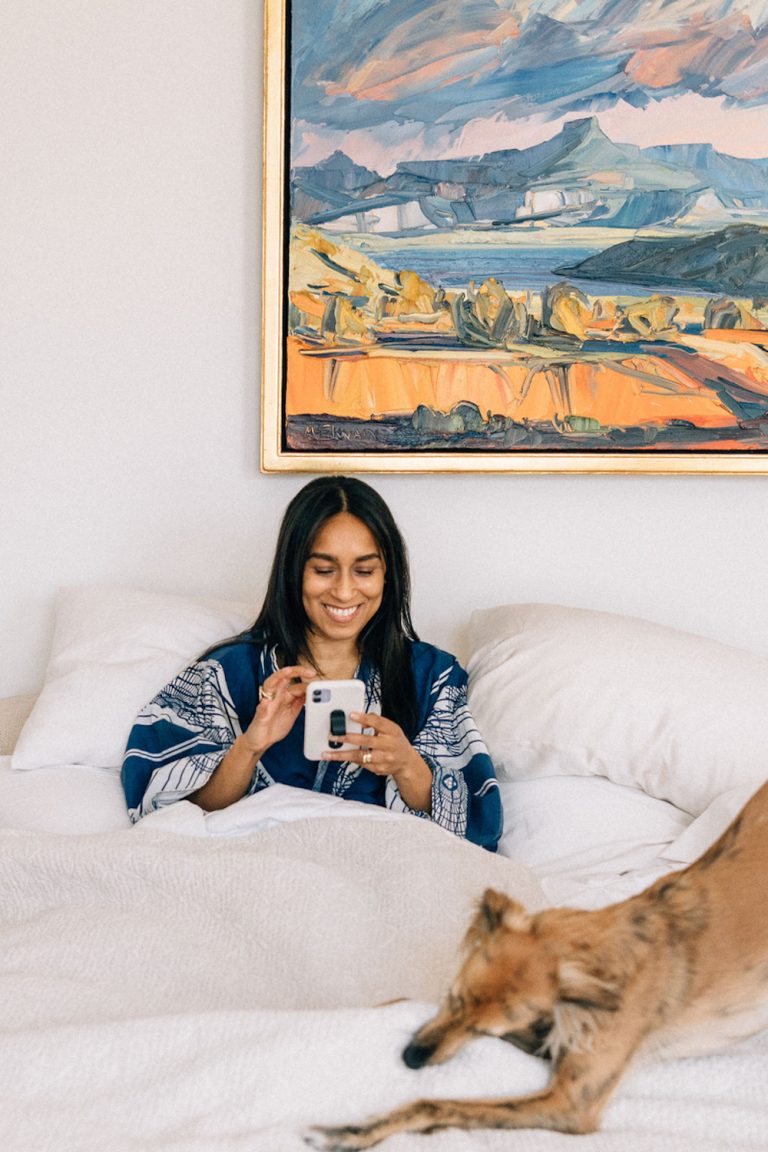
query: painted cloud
[{"left": 292, "top": 0, "right": 768, "bottom": 133}]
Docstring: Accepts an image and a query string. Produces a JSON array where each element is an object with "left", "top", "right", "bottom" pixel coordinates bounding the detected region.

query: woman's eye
[
  {"left": 312, "top": 567, "right": 335, "bottom": 576},
  {"left": 355, "top": 569, "right": 374, "bottom": 577}
]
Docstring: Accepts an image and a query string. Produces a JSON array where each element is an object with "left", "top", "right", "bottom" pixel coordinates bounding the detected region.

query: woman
[{"left": 121, "top": 477, "right": 502, "bottom": 850}]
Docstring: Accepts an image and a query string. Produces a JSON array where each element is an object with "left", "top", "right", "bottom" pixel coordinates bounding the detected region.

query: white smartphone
[{"left": 303, "top": 678, "right": 366, "bottom": 761}]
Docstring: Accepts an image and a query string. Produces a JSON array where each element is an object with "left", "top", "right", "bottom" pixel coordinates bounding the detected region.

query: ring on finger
[
  {"left": 259, "top": 685, "right": 276, "bottom": 702},
  {"left": 361, "top": 750, "right": 373, "bottom": 766}
]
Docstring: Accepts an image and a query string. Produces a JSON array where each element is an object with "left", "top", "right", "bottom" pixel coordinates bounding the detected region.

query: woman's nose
[{"left": 332, "top": 569, "right": 355, "bottom": 599}]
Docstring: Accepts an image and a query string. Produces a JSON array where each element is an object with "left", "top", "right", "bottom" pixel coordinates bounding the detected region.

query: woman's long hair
[{"left": 245, "top": 477, "right": 420, "bottom": 738}]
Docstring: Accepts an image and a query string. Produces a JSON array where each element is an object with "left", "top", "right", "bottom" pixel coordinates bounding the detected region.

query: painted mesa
[{"left": 285, "top": 120, "right": 768, "bottom": 455}]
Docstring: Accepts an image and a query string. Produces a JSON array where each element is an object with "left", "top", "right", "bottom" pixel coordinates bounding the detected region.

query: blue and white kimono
[{"left": 121, "top": 638, "right": 502, "bottom": 851}]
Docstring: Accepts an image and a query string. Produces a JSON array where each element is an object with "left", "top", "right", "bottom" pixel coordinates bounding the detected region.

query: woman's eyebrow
[{"left": 307, "top": 552, "right": 382, "bottom": 563}]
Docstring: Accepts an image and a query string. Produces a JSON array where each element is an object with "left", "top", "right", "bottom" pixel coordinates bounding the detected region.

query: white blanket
[{"left": 1, "top": 808, "right": 767, "bottom": 1152}]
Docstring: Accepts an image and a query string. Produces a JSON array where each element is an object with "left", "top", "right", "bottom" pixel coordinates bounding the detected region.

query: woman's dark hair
[{"left": 251, "top": 476, "right": 419, "bottom": 738}]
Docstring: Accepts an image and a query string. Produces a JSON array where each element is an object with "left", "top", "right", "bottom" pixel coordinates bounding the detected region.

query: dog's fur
[{"left": 312, "top": 778, "right": 768, "bottom": 1150}]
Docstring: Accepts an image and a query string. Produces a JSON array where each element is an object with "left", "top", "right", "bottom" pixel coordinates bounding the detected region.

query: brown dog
[{"left": 311, "top": 778, "right": 768, "bottom": 1149}]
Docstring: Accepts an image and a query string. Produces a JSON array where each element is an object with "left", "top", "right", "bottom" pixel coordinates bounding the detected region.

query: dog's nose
[{"left": 402, "top": 1040, "right": 436, "bottom": 1069}]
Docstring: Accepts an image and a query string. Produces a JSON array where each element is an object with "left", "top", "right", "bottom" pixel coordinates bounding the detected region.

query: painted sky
[{"left": 291, "top": 0, "right": 768, "bottom": 168}]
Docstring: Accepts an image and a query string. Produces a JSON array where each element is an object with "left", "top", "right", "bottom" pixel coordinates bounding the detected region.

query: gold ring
[
  {"left": 362, "top": 750, "right": 372, "bottom": 766},
  {"left": 259, "top": 686, "right": 276, "bottom": 702}
]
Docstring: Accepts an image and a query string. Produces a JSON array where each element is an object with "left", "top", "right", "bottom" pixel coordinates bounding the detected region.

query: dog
[{"left": 310, "top": 778, "right": 768, "bottom": 1149}]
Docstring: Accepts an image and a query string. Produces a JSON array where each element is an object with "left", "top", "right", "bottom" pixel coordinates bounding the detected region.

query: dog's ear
[
  {"left": 557, "top": 958, "right": 621, "bottom": 1011},
  {"left": 476, "top": 889, "right": 531, "bottom": 936}
]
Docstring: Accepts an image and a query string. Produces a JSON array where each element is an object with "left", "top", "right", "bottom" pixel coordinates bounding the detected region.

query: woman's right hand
[
  {"left": 242, "top": 665, "right": 317, "bottom": 759},
  {"left": 192, "top": 665, "right": 317, "bottom": 813}
]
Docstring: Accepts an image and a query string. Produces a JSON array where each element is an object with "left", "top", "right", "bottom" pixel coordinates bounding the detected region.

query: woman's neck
[{"left": 303, "top": 638, "right": 361, "bottom": 681}]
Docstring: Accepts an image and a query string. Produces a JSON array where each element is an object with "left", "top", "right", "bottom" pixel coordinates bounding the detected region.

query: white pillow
[
  {"left": 499, "top": 776, "right": 689, "bottom": 910},
  {"left": 498, "top": 775, "right": 689, "bottom": 875},
  {"left": 12, "top": 586, "right": 254, "bottom": 771},
  {"left": 467, "top": 603, "right": 768, "bottom": 817},
  {"left": 661, "top": 781, "right": 761, "bottom": 865},
  {"left": 0, "top": 757, "right": 131, "bottom": 833}
]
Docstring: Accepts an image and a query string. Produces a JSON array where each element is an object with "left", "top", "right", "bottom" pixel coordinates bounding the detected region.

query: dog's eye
[
  {"left": 500, "top": 1014, "right": 554, "bottom": 1056},
  {"left": 530, "top": 1015, "right": 554, "bottom": 1041}
]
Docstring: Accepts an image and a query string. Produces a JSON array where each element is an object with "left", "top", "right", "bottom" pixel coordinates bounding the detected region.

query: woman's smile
[
  {"left": 302, "top": 512, "right": 386, "bottom": 649},
  {"left": 322, "top": 603, "right": 362, "bottom": 622}
]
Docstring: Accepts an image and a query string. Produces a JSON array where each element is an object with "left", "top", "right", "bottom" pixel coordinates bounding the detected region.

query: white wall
[{"left": 2, "top": 0, "right": 768, "bottom": 699}]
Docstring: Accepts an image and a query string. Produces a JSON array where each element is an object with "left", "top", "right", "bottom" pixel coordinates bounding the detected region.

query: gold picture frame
[{"left": 261, "top": 0, "right": 768, "bottom": 474}]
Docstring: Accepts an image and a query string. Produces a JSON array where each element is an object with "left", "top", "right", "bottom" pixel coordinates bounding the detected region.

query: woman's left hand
[{"left": 324, "top": 711, "right": 433, "bottom": 813}]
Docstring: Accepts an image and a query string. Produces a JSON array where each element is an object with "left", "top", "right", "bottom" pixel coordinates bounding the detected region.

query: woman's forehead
[{"left": 308, "top": 512, "right": 382, "bottom": 559}]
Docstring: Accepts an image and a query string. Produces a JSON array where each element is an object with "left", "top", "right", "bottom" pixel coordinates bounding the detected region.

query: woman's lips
[{"left": 322, "top": 603, "right": 361, "bottom": 621}]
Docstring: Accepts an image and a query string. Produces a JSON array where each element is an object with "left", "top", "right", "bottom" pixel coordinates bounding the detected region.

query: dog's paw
[
  {"left": 303, "top": 1124, "right": 377, "bottom": 1152},
  {"left": 302, "top": 1129, "right": 328, "bottom": 1151}
]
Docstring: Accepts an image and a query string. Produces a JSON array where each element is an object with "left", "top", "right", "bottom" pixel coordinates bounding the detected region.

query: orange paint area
[
  {"left": 286, "top": 338, "right": 741, "bottom": 430},
  {"left": 625, "top": 17, "right": 761, "bottom": 91},
  {"left": 285, "top": 227, "right": 768, "bottom": 445}
]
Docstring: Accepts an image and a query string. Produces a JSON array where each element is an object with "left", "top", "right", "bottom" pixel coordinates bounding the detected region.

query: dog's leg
[
  {"left": 308, "top": 1037, "right": 637, "bottom": 1151},
  {"left": 307, "top": 1083, "right": 594, "bottom": 1152}
]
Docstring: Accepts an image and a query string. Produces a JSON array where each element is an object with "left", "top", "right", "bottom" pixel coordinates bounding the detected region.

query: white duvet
[{"left": 1, "top": 774, "right": 767, "bottom": 1152}]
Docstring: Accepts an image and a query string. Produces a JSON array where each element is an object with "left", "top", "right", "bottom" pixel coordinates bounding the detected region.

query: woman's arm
[
  {"left": 191, "top": 664, "right": 316, "bottom": 811},
  {"left": 336, "top": 713, "right": 434, "bottom": 813},
  {"left": 121, "top": 659, "right": 242, "bottom": 820},
  {"left": 313, "top": 652, "right": 502, "bottom": 849},
  {"left": 410, "top": 664, "right": 503, "bottom": 850},
  {"left": 391, "top": 749, "right": 433, "bottom": 812},
  {"left": 189, "top": 732, "right": 263, "bottom": 811},
  {"left": 121, "top": 658, "right": 316, "bottom": 820}
]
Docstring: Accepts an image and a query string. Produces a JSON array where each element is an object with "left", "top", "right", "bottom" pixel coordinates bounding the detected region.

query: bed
[{"left": 2, "top": 587, "right": 767, "bottom": 1152}]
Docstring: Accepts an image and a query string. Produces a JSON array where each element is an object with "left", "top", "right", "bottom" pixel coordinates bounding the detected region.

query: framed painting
[{"left": 261, "top": 0, "right": 768, "bottom": 473}]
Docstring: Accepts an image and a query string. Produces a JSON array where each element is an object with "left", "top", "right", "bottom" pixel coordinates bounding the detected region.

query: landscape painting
[{"left": 261, "top": 0, "right": 768, "bottom": 472}]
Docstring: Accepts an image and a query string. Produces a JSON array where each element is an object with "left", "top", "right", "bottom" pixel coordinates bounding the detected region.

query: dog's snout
[{"left": 402, "top": 1040, "right": 437, "bottom": 1069}]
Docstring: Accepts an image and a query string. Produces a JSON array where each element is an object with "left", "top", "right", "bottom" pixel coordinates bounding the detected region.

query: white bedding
[
  {"left": 1, "top": 763, "right": 767, "bottom": 1152},
  {"left": 3, "top": 596, "right": 768, "bottom": 1152}
]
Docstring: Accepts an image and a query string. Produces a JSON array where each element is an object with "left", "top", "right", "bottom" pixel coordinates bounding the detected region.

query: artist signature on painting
[{"left": 303, "top": 423, "right": 370, "bottom": 441}]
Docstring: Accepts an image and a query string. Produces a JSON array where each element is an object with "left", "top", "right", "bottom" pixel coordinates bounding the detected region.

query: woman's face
[{"left": 302, "top": 512, "right": 386, "bottom": 647}]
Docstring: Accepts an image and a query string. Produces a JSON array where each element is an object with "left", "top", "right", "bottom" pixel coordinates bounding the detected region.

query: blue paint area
[
  {"left": 482, "top": 54, "right": 630, "bottom": 108},
  {"left": 368, "top": 243, "right": 715, "bottom": 297},
  {"left": 290, "top": 0, "right": 765, "bottom": 133}
]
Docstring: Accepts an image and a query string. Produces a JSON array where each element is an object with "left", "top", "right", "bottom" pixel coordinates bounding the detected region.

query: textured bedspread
[{"left": 1, "top": 810, "right": 766, "bottom": 1152}]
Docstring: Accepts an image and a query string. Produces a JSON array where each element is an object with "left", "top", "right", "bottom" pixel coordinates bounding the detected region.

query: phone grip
[
  {"left": 329, "top": 709, "right": 346, "bottom": 737},
  {"left": 328, "top": 708, "right": 346, "bottom": 749}
]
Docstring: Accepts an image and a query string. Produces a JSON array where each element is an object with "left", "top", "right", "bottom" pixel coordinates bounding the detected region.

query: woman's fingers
[
  {"left": 247, "top": 666, "right": 318, "bottom": 754},
  {"left": 348, "top": 711, "right": 392, "bottom": 733},
  {"left": 323, "top": 713, "right": 406, "bottom": 771},
  {"left": 260, "top": 666, "right": 316, "bottom": 702},
  {"left": 334, "top": 712, "right": 391, "bottom": 751}
]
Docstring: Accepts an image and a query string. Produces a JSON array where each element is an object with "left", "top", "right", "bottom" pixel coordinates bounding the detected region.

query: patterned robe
[{"left": 121, "top": 638, "right": 502, "bottom": 851}]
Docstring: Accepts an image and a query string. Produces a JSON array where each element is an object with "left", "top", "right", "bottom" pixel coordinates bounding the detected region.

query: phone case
[{"left": 303, "top": 678, "right": 366, "bottom": 760}]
